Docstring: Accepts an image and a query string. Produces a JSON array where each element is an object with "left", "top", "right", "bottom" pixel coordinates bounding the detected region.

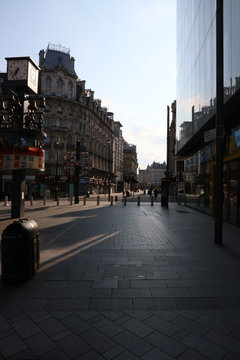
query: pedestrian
[{"left": 154, "top": 188, "right": 158, "bottom": 200}]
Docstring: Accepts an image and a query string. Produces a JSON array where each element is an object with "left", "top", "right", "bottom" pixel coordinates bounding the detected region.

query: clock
[
  {"left": 27, "top": 61, "right": 39, "bottom": 93},
  {"left": 6, "top": 57, "right": 39, "bottom": 94},
  {"left": 7, "top": 59, "right": 28, "bottom": 81}
]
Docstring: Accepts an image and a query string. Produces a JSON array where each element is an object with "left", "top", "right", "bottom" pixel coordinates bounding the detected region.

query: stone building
[
  {"left": 138, "top": 161, "right": 166, "bottom": 189},
  {"left": 113, "top": 121, "right": 124, "bottom": 192},
  {"left": 38, "top": 44, "right": 116, "bottom": 195},
  {"left": 123, "top": 141, "right": 138, "bottom": 192}
]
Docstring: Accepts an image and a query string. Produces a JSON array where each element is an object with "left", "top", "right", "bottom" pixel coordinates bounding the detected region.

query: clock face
[
  {"left": 7, "top": 60, "right": 28, "bottom": 81},
  {"left": 28, "top": 61, "right": 39, "bottom": 93}
]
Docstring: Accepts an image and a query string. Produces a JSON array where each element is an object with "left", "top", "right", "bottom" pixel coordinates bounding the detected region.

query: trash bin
[{"left": 1, "top": 218, "right": 40, "bottom": 283}]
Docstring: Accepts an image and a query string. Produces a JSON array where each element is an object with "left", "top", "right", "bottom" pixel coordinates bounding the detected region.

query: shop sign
[{"left": 204, "top": 128, "right": 216, "bottom": 142}]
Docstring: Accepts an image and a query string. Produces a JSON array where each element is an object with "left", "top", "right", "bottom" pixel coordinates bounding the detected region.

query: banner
[{"left": 0, "top": 147, "right": 45, "bottom": 171}]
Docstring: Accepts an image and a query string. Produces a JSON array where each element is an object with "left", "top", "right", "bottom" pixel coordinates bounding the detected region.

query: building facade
[
  {"left": 138, "top": 162, "right": 166, "bottom": 189},
  {"left": 39, "top": 44, "right": 116, "bottom": 195},
  {"left": 113, "top": 121, "right": 124, "bottom": 192},
  {"left": 177, "top": 1, "right": 240, "bottom": 226},
  {"left": 123, "top": 141, "right": 138, "bottom": 192}
]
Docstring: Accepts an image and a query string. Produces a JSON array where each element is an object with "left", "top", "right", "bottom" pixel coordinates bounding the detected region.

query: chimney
[
  {"left": 70, "top": 57, "right": 75, "bottom": 70},
  {"left": 39, "top": 49, "right": 45, "bottom": 67}
]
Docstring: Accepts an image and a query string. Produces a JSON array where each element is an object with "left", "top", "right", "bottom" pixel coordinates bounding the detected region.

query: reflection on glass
[{"left": 177, "top": 0, "right": 240, "bottom": 149}]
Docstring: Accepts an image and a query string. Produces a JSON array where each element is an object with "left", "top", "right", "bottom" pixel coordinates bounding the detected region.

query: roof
[{"left": 42, "top": 48, "right": 76, "bottom": 76}]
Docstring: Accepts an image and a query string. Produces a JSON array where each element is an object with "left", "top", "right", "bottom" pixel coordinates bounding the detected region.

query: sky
[{"left": 0, "top": 0, "right": 176, "bottom": 170}]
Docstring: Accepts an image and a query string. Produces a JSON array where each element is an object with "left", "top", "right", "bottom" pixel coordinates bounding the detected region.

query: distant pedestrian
[{"left": 154, "top": 188, "right": 158, "bottom": 200}]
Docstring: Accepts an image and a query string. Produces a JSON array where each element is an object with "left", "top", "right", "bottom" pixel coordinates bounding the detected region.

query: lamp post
[
  {"left": 55, "top": 141, "right": 59, "bottom": 201},
  {"left": 107, "top": 138, "right": 112, "bottom": 200},
  {"left": 74, "top": 140, "right": 80, "bottom": 204},
  {"left": 215, "top": 0, "right": 224, "bottom": 245},
  {"left": 162, "top": 106, "right": 170, "bottom": 208}
]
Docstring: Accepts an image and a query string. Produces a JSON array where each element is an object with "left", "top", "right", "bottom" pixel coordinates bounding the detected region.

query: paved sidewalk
[{"left": 0, "top": 200, "right": 240, "bottom": 359}]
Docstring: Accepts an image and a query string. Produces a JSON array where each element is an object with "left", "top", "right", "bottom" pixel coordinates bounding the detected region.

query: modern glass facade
[
  {"left": 177, "top": 0, "right": 240, "bottom": 226},
  {"left": 177, "top": 0, "right": 215, "bottom": 147}
]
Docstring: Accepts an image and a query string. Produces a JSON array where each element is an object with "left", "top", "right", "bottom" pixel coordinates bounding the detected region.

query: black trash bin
[{"left": 1, "top": 218, "right": 40, "bottom": 283}]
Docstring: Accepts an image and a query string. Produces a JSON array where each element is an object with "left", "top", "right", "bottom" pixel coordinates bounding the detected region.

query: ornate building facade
[
  {"left": 38, "top": 44, "right": 118, "bottom": 194},
  {"left": 123, "top": 141, "right": 138, "bottom": 192},
  {"left": 113, "top": 121, "right": 124, "bottom": 192},
  {"left": 138, "top": 162, "right": 166, "bottom": 189}
]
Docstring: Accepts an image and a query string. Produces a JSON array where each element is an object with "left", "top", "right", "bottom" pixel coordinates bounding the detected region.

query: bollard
[
  {"left": 115, "top": 195, "right": 118, "bottom": 202},
  {"left": 124, "top": 196, "right": 127, "bottom": 206},
  {"left": 178, "top": 195, "right": 180, "bottom": 205},
  {"left": 137, "top": 195, "right": 140, "bottom": 206},
  {"left": 97, "top": 195, "right": 100, "bottom": 206},
  {"left": 3, "top": 195, "right": 9, "bottom": 207},
  {"left": 30, "top": 196, "right": 33, "bottom": 206},
  {"left": 70, "top": 196, "right": 73, "bottom": 205},
  {"left": 151, "top": 196, "right": 154, "bottom": 206},
  {"left": 83, "top": 195, "right": 86, "bottom": 205},
  {"left": 184, "top": 195, "right": 186, "bottom": 206},
  {"left": 57, "top": 194, "right": 60, "bottom": 206},
  {"left": 110, "top": 196, "right": 113, "bottom": 206},
  {"left": 43, "top": 195, "right": 46, "bottom": 206}
]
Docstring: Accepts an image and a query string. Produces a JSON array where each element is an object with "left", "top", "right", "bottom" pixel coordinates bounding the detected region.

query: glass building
[{"left": 177, "top": 0, "right": 240, "bottom": 226}]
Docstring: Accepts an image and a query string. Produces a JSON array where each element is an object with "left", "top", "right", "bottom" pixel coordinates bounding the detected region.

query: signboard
[
  {"left": 0, "top": 147, "right": 45, "bottom": 171},
  {"left": 204, "top": 128, "right": 216, "bottom": 142}
]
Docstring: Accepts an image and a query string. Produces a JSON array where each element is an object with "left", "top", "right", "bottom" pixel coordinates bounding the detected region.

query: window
[
  {"left": 45, "top": 150, "right": 49, "bottom": 160},
  {"left": 45, "top": 77, "right": 52, "bottom": 95},
  {"left": 44, "top": 117, "right": 50, "bottom": 127},
  {"left": 56, "top": 119, "right": 62, "bottom": 127},
  {"left": 67, "top": 120, "right": 72, "bottom": 129},
  {"left": 67, "top": 82, "right": 73, "bottom": 99},
  {"left": 67, "top": 135, "right": 72, "bottom": 145},
  {"left": 56, "top": 78, "right": 63, "bottom": 96},
  {"left": 44, "top": 135, "right": 50, "bottom": 145},
  {"left": 46, "top": 77, "right": 51, "bottom": 88},
  {"left": 57, "top": 105, "right": 63, "bottom": 113}
]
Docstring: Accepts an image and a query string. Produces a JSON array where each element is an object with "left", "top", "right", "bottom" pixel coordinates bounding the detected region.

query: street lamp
[
  {"left": 55, "top": 138, "right": 62, "bottom": 201},
  {"left": 215, "top": 0, "right": 224, "bottom": 245},
  {"left": 107, "top": 138, "right": 112, "bottom": 200}
]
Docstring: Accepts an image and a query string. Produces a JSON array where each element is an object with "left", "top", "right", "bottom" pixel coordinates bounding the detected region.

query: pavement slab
[{"left": 0, "top": 198, "right": 240, "bottom": 358}]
